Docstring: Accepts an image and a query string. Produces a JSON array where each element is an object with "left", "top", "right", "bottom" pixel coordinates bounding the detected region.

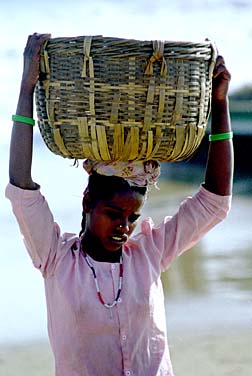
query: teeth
[{"left": 112, "top": 236, "right": 123, "bottom": 241}]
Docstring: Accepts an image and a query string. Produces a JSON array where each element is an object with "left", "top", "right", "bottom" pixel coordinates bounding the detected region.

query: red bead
[{"left": 97, "top": 292, "right": 105, "bottom": 305}]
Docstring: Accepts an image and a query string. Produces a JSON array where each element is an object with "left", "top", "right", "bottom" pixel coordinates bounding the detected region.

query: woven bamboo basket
[{"left": 35, "top": 35, "right": 217, "bottom": 162}]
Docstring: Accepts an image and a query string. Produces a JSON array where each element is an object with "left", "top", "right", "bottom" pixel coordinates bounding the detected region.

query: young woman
[{"left": 6, "top": 33, "right": 233, "bottom": 376}]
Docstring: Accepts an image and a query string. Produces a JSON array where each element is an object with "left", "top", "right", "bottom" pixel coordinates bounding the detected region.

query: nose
[{"left": 118, "top": 222, "right": 130, "bottom": 234}]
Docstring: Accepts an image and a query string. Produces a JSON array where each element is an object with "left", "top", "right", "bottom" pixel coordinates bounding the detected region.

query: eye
[{"left": 105, "top": 209, "right": 121, "bottom": 220}]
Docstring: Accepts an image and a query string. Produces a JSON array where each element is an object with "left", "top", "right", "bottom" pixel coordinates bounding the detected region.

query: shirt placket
[{"left": 111, "top": 264, "right": 133, "bottom": 376}]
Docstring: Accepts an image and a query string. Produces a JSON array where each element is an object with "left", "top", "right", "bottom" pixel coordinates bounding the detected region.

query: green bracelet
[
  {"left": 209, "top": 131, "right": 233, "bottom": 142},
  {"left": 12, "top": 114, "right": 35, "bottom": 126}
]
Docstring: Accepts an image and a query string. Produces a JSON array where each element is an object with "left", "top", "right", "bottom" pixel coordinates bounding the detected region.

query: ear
[{"left": 82, "top": 192, "right": 92, "bottom": 213}]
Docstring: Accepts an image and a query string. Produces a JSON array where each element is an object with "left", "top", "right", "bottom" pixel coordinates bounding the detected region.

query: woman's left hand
[{"left": 212, "top": 55, "right": 231, "bottom": 102}]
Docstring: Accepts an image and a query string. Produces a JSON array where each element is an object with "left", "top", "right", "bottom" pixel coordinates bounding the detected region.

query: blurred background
[{"left": 1, "top": 0, "right": 252, "bottom": 375}]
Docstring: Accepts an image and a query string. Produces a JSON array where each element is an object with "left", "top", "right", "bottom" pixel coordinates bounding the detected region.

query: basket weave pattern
[{"left": 35, "top": 36, "right": 216, "bottom": 161}]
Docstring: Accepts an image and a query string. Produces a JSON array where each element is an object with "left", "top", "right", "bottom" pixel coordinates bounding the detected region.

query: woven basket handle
[
  {"left": 81, "top": 36, "right": 93, "bottom": 78},
  {"left": 144, "top": 40, "right": 168, "bottom": 76}
]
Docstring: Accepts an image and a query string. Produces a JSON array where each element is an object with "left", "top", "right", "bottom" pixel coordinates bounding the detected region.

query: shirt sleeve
[
  {"left": 5, "top": 183, "right": 77, "bottom": 277},
  {"left": 137, "top": 185, "right": 232, "bottom": 272}
]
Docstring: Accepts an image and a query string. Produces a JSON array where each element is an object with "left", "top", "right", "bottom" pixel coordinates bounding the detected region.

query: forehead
[{"left": 102, "top": 190, "right": 145, "bottom": 212}]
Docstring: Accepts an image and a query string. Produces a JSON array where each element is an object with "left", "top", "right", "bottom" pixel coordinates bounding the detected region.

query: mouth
[{"left": 111, "top": 234, "right": 128, "bottom": 244}]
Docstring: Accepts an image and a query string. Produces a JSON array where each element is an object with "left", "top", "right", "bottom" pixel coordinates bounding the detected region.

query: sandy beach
[{"left": 0, "top": 327, "right": 251, "bottom": 376}]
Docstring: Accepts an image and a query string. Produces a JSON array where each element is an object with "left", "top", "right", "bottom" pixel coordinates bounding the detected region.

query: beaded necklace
[{"left": 82, "top": 250, "right": 123, "bottom": 309}]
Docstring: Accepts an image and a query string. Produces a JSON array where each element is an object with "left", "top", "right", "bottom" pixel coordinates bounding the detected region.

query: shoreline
[{"left": 1, "top": 326, "right": 251, "bottom": 376}]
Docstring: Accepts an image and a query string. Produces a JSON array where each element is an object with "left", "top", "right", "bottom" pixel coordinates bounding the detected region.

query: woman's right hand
[
  {"left": 9, "top": 33, "right": 51, "bottom": 189},
  {"left": 21, "top": 33, "right": 51, "bottom": 93}
]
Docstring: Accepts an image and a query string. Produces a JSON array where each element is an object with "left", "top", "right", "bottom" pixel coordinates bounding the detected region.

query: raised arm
[
  {"left": 203, "top": 56, "right": 234, "bottom": 196},
  {"left": 9, "top": 33, "right": 50, "bottom": 189}
]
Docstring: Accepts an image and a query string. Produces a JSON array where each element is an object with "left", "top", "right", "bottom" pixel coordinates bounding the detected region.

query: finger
[
  {"left": 26, "top": 33, "right": 51, "bottom": 45},
  {"left": 24, "top": 33, "right": 51, "bottom": 55},
  {"left": 213, "top": 64, "right": 231, "bottom": 81},
  {"left": 215, "top": 55, "right": 225, "bottom": 66},
  {"left": 213, "top": 55, "right": 225, "bottom": 75},
  {"left": 213, "top": 61, "right": 229, "bottom": 75},
  {"left": 213, "top": 55, "right": 230, "bottom": 79}
]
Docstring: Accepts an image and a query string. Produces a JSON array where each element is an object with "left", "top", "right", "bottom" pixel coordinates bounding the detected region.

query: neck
[{"left": 81, "top": 234, "right": 122, "bottom": 263}]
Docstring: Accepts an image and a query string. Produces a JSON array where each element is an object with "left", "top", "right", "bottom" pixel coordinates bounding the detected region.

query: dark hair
[{"left": 79, "top": 172, "right": 147, "bottom": 237}]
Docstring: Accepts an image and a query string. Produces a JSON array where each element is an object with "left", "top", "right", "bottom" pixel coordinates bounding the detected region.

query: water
[
  {"left": 1, "top": 0, "right": 252, "bottom": 344},
  {"left": 143, "top": 179, "right": 252, "bottom": 333}
]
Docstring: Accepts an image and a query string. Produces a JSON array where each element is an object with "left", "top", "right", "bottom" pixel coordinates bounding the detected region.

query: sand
[
  {"left": 169, "top": 328, "right": 252, "bottom": 376},
  {"left": 0, "top": 327, "right": 251, "bottom": 376}
]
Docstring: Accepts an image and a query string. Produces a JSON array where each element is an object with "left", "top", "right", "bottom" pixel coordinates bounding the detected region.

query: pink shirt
[{"left": 6, "top": 183, "right": 231, "bottom": 376}]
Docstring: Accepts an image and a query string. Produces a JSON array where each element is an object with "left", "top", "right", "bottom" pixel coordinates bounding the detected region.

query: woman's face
[{"left": 83, "top": 190, "right": 145, "bottom": 255}]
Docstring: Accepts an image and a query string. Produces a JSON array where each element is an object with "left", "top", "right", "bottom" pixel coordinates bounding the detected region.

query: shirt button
[
  {"left": 118, "top": 298, "right": 122, "bottom": 303},
  {"left": 125, "top": 371, "right": 131, "bottom": 376},
  {"left": 122, "top": 334, "right": 127, "bottom": 341}
]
